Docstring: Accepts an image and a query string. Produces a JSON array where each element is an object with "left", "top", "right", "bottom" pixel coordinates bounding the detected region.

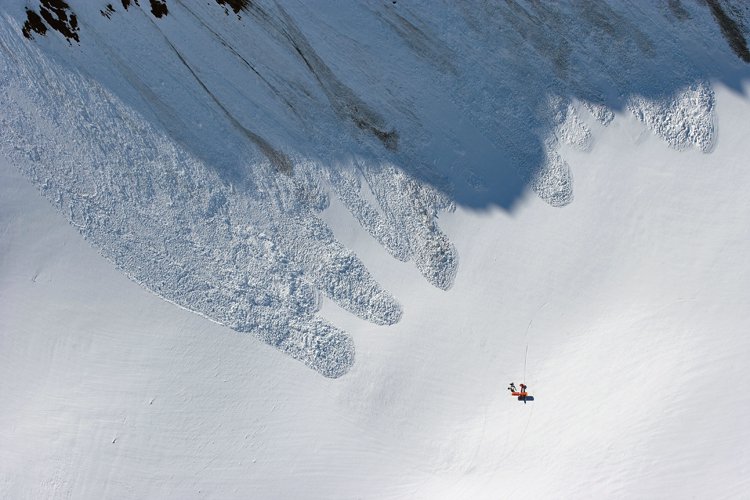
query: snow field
[{"left": 1, "top": 0, "right": 749, "bottom": 497}]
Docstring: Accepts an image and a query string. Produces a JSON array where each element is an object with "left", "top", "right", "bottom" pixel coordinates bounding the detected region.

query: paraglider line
[{"left": 523, "top": 344, "right": 528, "bottom": 384}]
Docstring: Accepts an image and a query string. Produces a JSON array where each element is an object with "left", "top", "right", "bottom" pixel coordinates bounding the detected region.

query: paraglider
[
  {"left": 508, "top": 382, "right": 534, "bottom": 402},
  {"left": 507, "top": 382, "right": 528, "bottom": 397}
]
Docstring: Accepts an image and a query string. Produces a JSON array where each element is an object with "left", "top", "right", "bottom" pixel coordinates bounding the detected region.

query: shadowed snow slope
[{"left": 1, "top": 1, "right": 750, "bottom": 497}]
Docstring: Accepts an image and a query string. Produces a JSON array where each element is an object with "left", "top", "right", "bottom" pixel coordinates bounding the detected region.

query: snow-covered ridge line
[{"left": 1, "top": 0, "right": 745, "bottom": 375}]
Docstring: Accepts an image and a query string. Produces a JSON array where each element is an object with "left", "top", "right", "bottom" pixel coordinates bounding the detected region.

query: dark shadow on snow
[{"left": 14, "top": 0, "right": 750, "bottom": 211}]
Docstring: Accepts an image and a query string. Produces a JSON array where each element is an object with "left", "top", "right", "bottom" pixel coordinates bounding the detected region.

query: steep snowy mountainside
[
  {"left": 2, "top": 82, "right": 750, "bottom": 498},
  {"left": 1, "top": 0, "right": 749, "bottom": 376}
]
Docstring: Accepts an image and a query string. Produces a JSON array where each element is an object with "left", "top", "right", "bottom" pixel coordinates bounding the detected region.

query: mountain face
[{"left": 1, "top": 0, "right": 748, "bottom": 376}]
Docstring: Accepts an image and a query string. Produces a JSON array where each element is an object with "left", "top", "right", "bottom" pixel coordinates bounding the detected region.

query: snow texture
[
  {"left": 628, "top": 83, "right": 716, "bottom": 152},
  {"left": 0, "top": 0, "right": 747, "bottom": 376},
  {"left": 2, "top": 0, "right": 750, "bottom": 497},
  {"left": 584, "top": 101, "right": 616, "bottom": 126}
]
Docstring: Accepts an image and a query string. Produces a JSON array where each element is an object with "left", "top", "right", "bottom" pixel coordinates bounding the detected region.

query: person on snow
[
  {"left": 520, "top": 383, "right": 527, "bottom": 394},
  {"left": 508, "top": 382, "right": 517, "bottom": 392}
]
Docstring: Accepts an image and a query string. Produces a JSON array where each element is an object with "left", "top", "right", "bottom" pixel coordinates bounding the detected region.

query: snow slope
[
  {"left": 3, "top": 0, "right": 747, "bottom": 375},
  {"left": 3, "top": 82, "right": 750, "bottom": 498},
  {"left": 2, "top": 0, "right": 750, "bottom": 498}
]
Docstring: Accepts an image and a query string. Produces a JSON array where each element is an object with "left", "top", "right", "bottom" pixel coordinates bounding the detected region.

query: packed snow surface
[{"left": 1, "top": 0, "right": 750, "bottom": 498}]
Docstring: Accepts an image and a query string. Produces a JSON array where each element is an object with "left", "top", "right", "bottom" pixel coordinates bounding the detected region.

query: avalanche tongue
[{"left": 0, "top": 1, "right": 747, "bottom": 378}]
